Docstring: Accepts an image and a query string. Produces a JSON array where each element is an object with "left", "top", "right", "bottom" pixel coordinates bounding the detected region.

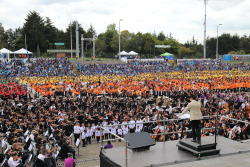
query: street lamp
[
  {"left": 216, "top": 24, "right": 222, "bottom": 59},
  {"left": 119, "top": 19, "right": 123, "bottom": 59}
]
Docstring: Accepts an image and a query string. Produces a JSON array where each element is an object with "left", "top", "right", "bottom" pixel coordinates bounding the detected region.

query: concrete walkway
[{"left": 164, "top": 153, "right": 250, "bottom": 167}]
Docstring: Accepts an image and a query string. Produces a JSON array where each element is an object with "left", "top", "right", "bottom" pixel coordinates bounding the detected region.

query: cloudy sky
[{"left": 0, "top": 0, "right": 249, "bottom": 43}]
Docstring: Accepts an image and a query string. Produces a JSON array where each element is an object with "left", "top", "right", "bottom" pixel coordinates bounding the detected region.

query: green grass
[{"left": 223, "top": 60, "right": 250, "bottom": 64}]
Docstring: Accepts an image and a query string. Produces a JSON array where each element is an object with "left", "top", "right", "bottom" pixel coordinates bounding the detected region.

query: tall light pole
[
  {"left": 216, "top": 24, "right": 222, "bottom": 59},
  {"left": 76, "top": 21, "right": 79, "bottom": 59},
  {"left": 204, "top": 0, "right": 207, "bottom": 59},
  {"left": 119, "top": 19, "right": 123, "bottom": 59},
  {"left": 70, "top": 21, "right": 72, "bottom": 60}
]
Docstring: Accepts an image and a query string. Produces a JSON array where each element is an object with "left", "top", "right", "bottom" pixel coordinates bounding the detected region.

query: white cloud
[{"left": 0, "top": 0, "right": 250, "bottom": 43}]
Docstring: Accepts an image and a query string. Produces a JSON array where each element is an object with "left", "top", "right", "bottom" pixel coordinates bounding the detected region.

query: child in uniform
[
  {"left": 81, "top": 129, "right": 86, "bottom": 147},
  {"left": 117, "top": 126, "right": 123, "bottom": 142}
]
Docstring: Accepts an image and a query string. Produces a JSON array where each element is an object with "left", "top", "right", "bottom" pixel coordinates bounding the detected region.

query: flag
[
  {"left": 203, "top": 22, "right": 205, "bottom": 26},
  {"left": 27, "top": 50, "right": 29, "bottom": 59}
]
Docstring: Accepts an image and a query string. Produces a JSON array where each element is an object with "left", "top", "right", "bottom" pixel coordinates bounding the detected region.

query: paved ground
[
  {"left": 57, "top": 139, "right": 124, "bottom": 167},
  {"left": 163, "top": 153, "right": 250, "bottom": 167}
]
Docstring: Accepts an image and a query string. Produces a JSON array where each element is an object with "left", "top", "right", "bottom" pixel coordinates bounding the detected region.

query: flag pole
[{"left": 204, "top": 0, "right": 207, "bottom": 59}]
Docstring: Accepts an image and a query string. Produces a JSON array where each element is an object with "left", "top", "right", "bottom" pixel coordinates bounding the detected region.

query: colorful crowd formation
[{"left": 1, "top": 58, "right": 250, "bottom": 167}]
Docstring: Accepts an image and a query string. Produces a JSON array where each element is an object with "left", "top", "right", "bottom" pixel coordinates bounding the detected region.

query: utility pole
[
  {"left": 81, "top": 34, "right": 84, "bottom": 64},
  {"left": 216, "top": 24, "right": 222, "bottom": 59},
  {"left": 70, "top": 22, "right": 72, "bottom": 60},
  {"left": 204, "top": 0, "right": 207, "bottom": 59},
  {"left": 119, "top": 19, "right": 123, "bottom": 59},
  {"left": 25, "top": 34, "right": 28, "bottom": 59},
  {"left": 76, "top": 21, "right": 79, "bottom": 59}
]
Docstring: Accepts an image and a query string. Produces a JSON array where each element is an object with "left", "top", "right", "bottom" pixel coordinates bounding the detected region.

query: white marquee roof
[{"left": 14, "top": 48, "right": 32, "bottom": 54}]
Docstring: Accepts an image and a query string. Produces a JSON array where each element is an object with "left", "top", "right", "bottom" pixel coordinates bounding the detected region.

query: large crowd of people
[{"left": 0, "top": 58, "right": 250, "bottom": 167}]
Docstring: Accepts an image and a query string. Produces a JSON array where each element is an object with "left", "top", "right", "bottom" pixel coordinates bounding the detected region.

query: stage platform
[
  {"left": 177, "top": 137, "right": 220, "bottom": 156},
  {"left": 104, "top": 136, "right": 250, "bottom": 167}
]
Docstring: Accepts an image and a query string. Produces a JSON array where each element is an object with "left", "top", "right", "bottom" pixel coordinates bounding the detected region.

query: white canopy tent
[
  {"left": 14, "top": 48, "right": 32, "bottom": 54},
  {"left": 128, "top": 51, "right": 138, "bottom": 55},
  {"left": 0, "top": 48, "right": 14, "bottom": 59},
  {"left": 119, "top": 50, "right": 129, "bottom": 55}
]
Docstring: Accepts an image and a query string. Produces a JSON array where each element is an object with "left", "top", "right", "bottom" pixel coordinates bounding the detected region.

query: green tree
[
  {"left": 44, "top": 17, "right": 57, "bottom": 49},
  {"left": 65, "top": 21, "right": 86, "bottom": 51},
  {"left": 142, "top": 33, "right": 155, "bottom": 56},
  {"left": 157, "top": 31, "right": 165, "bottom": 41},
  {"left": 22, "top": 11, "right": 47, "bottom": 56},
  {"left": 228, "top": 51, "right": 237, "bottom": 54},
  {"left": 95, "top": 33, "right": 107, "bottom": 56},
  {"left": 4, "top": 28, "right": 15, "bottom": 50},
  {"left": 151, "top": 30, "right": 157, "bottom": 38},
  {"left": 86, "top": 24, "right": 96, "bottom": 38},
  {"left": 237, "top": 50, "right": 246, "bottom": 55},
  {"left": 178, "top": 46, "right": 192, "bottom": 58},
  {"left": 0, "top": 22, "right": 5, "bottom": 48},
  {"left": 239, "top": 38, "right": 250, "bottom": 54},
  {"left": 106, "top": 23, "right": 117, "bottom": 33},
  {"left": 104, "top": 23, "right": 118, "bottom": 53},
  {"left": 205, "top": 36, "right": 216, "bottom": 58}
]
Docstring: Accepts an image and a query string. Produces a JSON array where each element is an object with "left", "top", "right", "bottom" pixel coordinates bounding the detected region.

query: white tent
[
  {"left": 128, "top": 51, "right": 138, "bottom": 55},
  {"left": 14, "top": 48, "right": 32, "bottom": 54},
  {"left": 0, "top": 48, "right": 13, "bottom": 59},
  {"left": 119, "top": 50, "right": 129, "bottom": 55},
  {"left": 0, "top": 48, "right": 13, "bottom": 54}
]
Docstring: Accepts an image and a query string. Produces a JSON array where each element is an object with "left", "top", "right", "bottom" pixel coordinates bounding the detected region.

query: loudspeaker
[{"left": 124, "top": 132, "right": 156, "bottom": 152}]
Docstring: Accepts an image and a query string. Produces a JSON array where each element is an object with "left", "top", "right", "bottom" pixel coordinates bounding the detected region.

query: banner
[
  {"left": 155, "top": 45, "right": 171, "bottom": 48},
  {"left": 2, "top": 53, "right": 4, "bottom": 59}
]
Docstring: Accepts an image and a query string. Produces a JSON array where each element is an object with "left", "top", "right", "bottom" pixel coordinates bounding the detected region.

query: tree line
[{"left": 0, "top": 10, "right": 250, "bottom": 58}]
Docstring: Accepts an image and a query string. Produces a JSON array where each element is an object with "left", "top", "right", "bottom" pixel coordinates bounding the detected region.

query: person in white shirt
[
  {"left": 129, "top": 118, "right": 135, "bottom": 133},
  {"left": 81, "top": 129, "right": 86, "bottom": 147},
  {"left": 8, "top": 153, "right": 20, "bottom": 167},
  {"left": 153, "top": 123, "right": 164, "bottom": 133},
  {"left": 168, "top": 105, "right": 173, "bottom": 114},
  {"left": 143, "top": 115, "right": 151, "bottom": 132},
  {"left": 102, "top": 120, "right": 108, "bottom": 139},
  {"left": 122, "top": 120, "right": 128, "bottom": 129},
  {"left": 91, "top": 123, "right": 96, "bottom": 140},
  {"left": 37, "top": 144, "right": 45, "bottom": 162},
  {"left": 135, "top": 126, "right": 141, "bottom": 133},
  {"left": 123, "top": 125, "right": 128, "bottom": 135},
  {"left": 111, "top": 126, "right": 117, "bottom": 142},
  {"left": 80, "top": 123, "right": 85, "bottom": 133},
  {"left": 86, "top": 127, "right": 92, "bottom": 144},
  {"left": 113, "top": 120, "right": 119, "bottom": 130},
  {"left": 241, "top": 102, "right": 246, "bottom": 110},
  {"left": 151, "top": 113, "right": 158, "bottom": 121},
  {"left": 73, "top": 122, "right": 81, "bottom": 145},
  {"left": 143, "top": 115, "right": 150, "bottom": 122},
  {"left": 96, "top": 128, "right": 100, "bottom": 143},
  {"left": 231, "top": 123, "right": 241, "bottom": 140},
  {"left": 29, "top": 130, "right": 36, "bottom": 142},
  {"left": 117, "top": 126, "right": 123, "bottom": 142},
  {"left": 108, "top": 122, "right": 113, "bottom": 139},
  {"left": 136, "top": 117, "right": 143, "bottom": 131}
]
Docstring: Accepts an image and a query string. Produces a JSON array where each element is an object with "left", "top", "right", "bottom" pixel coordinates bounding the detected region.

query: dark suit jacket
[
  {"left": 2, "top": 123, "right": 8, "bottom": 133},
  {"left": 61, "top": 142, "right": 75, "bottom": 159}
]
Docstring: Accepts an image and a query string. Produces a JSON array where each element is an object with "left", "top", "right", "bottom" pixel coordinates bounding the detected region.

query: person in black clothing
[
  {"left": 240, "top": 121, "right": 250, "bottom": 139},
  {"left": 61, "top": 138, "right": 76, "bottom": 159}
]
